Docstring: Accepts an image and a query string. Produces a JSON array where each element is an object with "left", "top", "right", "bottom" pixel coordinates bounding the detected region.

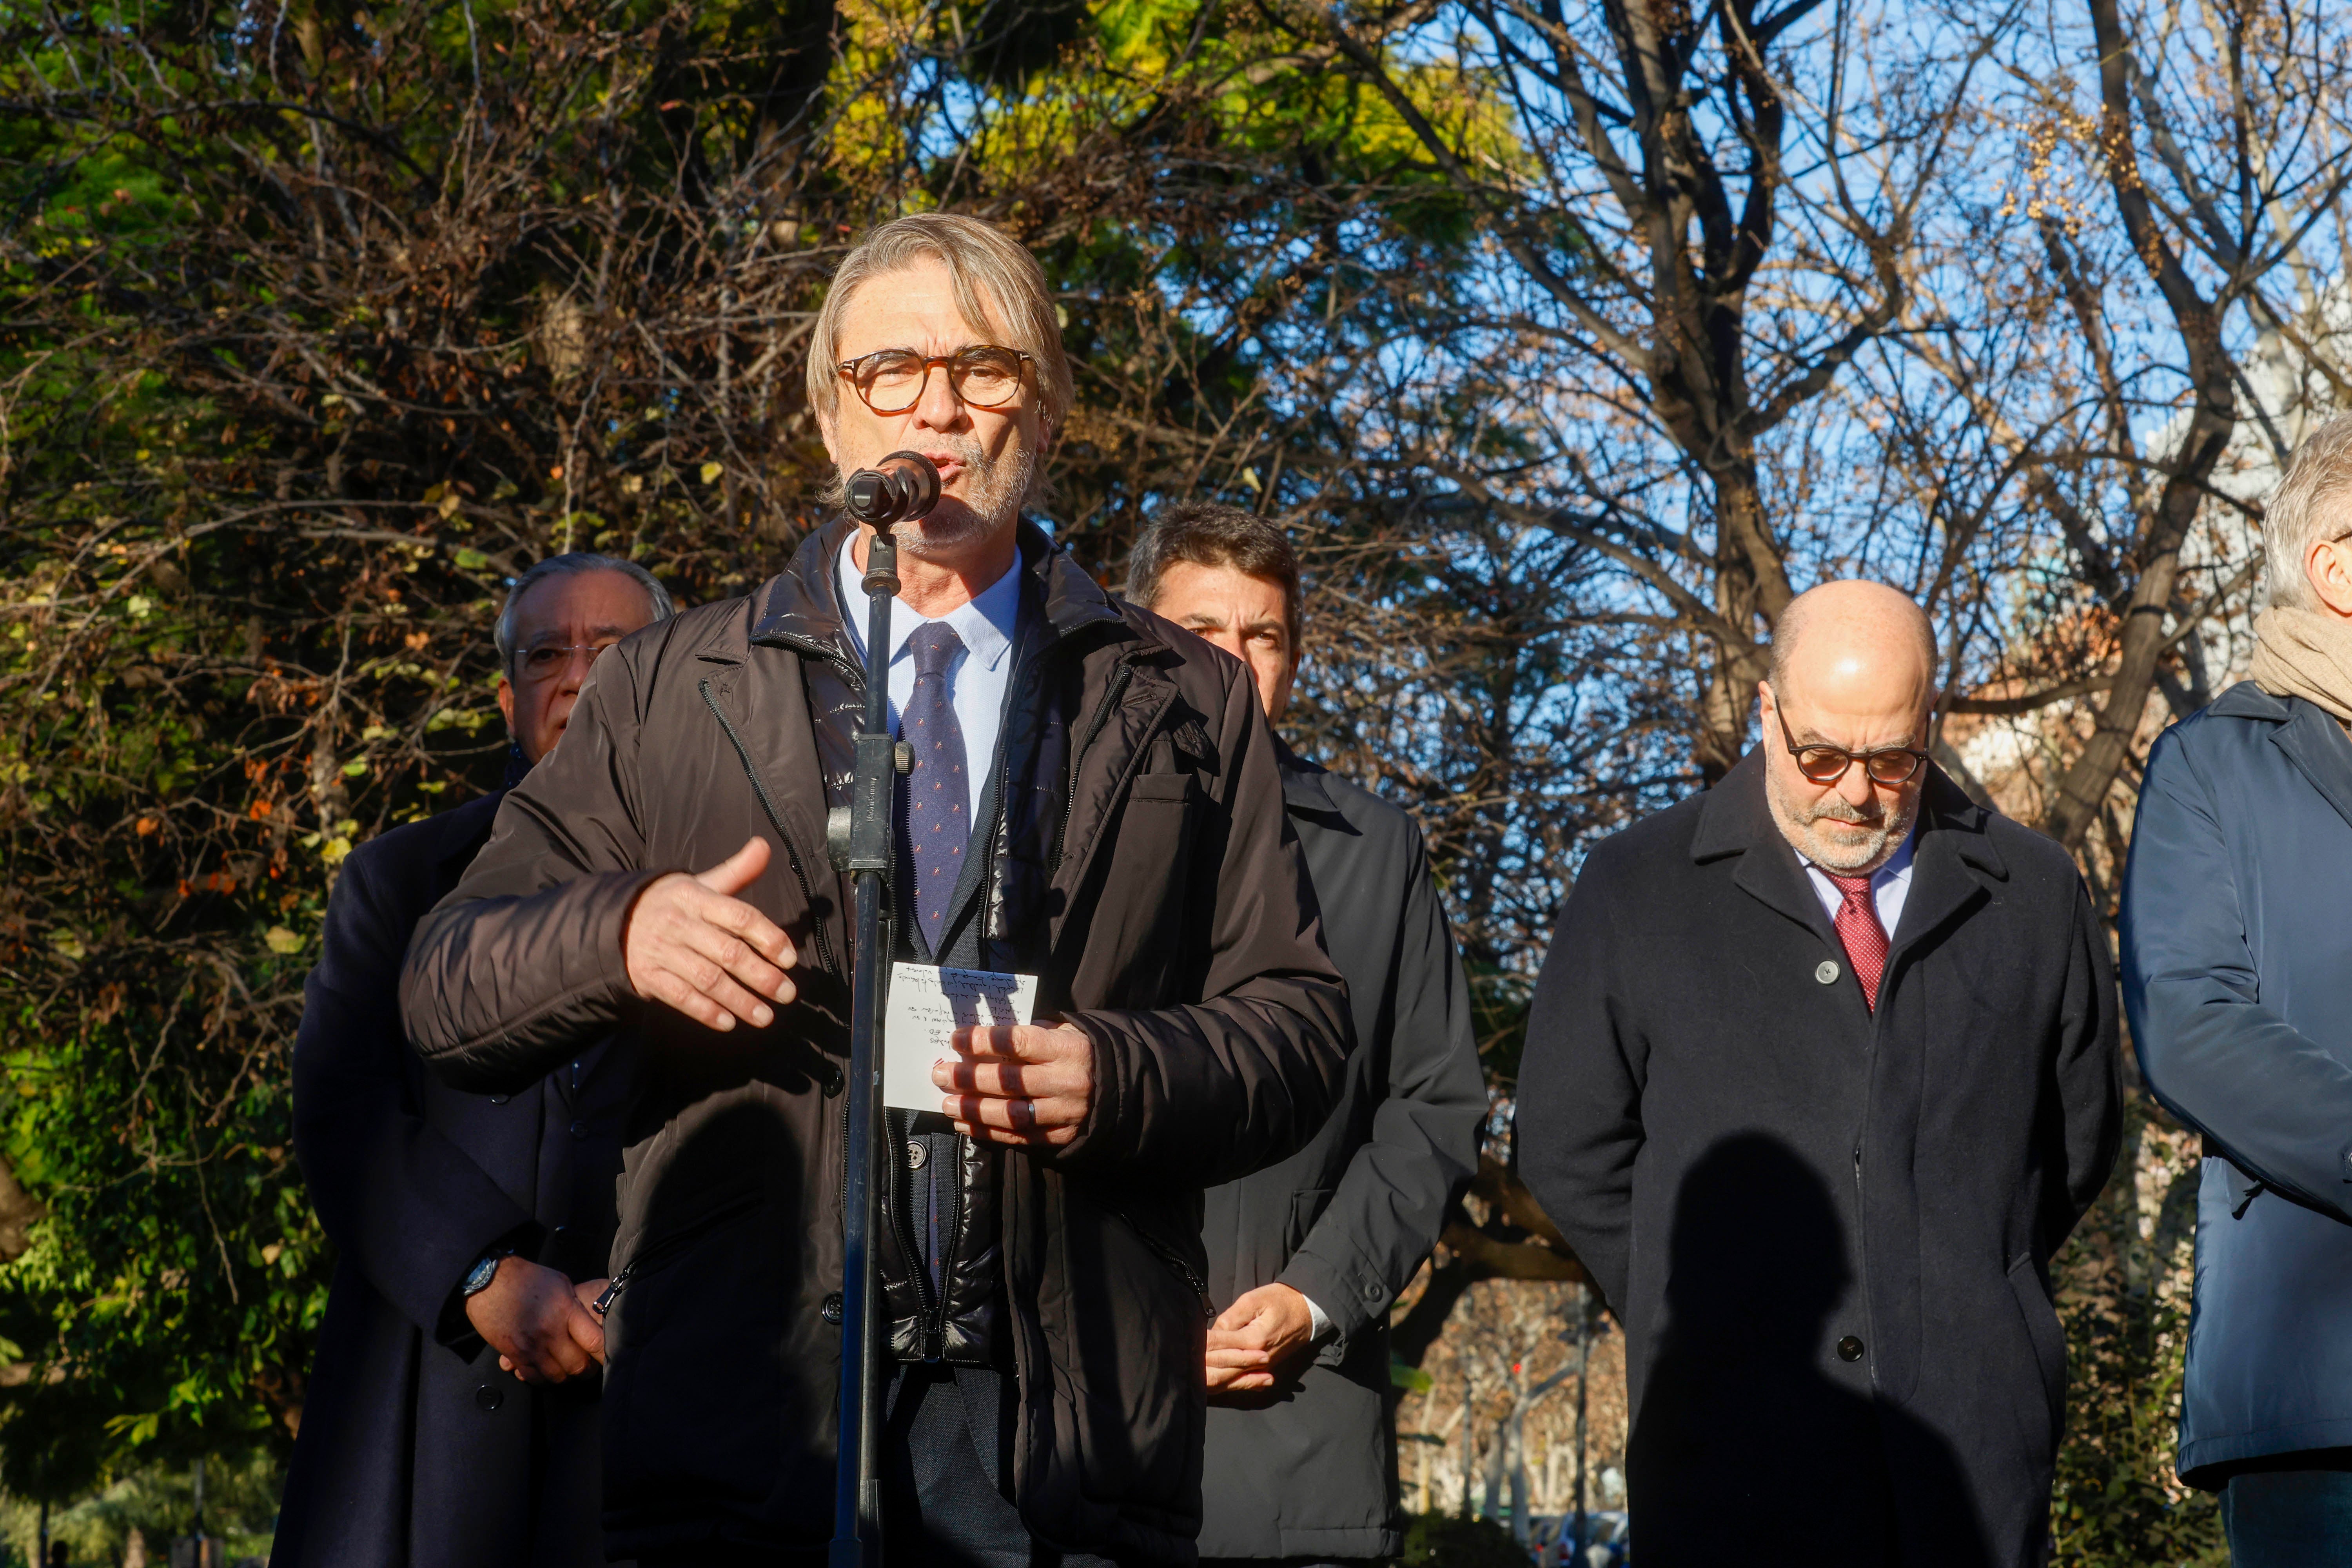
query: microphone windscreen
[{"left": 878, "top": 451, "right": 941, "bottom": 520}]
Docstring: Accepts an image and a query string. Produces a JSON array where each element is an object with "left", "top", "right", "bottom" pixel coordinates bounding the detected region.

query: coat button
[
  {"left": 906, "top": 1140, "right": 929, "bottom": 1170},
  {"left": 1837, "top": 1335, "right": 1865, "bottom": 1362},
  {"left": 488, "top": 1094, "right": 510, "bottom": 1105},
  {"left": 822, "top": 1292, "right": 845, "bottom": 1325},
  {"left": 474, "top": 1384, "right": 504, "bottom": 1411},
  {"left": 569, "top": 1120, "right": 588, "bottom": 1139},
  {"left": 1815, "top": 960, "right": 1841, "bottom": 985},
  {"left": 823, "top": 1066, "right": 846, "bottom": 1098}
]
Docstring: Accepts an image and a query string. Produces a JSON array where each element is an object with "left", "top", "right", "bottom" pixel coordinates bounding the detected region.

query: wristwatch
[{"left": 461, "top": 1248, "right": 513, "bottom": 1298}]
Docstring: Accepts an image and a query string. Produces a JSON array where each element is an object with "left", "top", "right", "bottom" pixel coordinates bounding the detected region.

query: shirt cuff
[{"left": 1303, "top": 1292, "right": 1332, "bottom": 1342}]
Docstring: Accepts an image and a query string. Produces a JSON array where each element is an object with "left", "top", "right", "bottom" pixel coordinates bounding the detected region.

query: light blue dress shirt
[
  {"left": 1797, "top": 824, "right": 1917, "bottom": 939},
  {"left": 835, "top": 533, "right": 1023, "bottom": 828}
]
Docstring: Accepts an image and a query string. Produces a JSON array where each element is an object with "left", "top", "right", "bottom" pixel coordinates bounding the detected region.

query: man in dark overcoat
[
  {"left": 1518, "top": 579, "right": 2121, "bottom": 1568},
  {"left": 274, "top": 553, "right": 672, "bottom": 1567},
  {"left": 2122, "top": 414, "right": 2352, "bottom": 1562},
  {"left": 1127, "top": 503, "right": 1486, "bottom": 1565}
]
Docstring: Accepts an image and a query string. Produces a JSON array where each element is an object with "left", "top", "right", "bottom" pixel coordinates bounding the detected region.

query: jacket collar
[
  {"left": 1691, "top": 750, "right": 2006, "bottom": 951},
  {"left": 2199, "top": 681, "right": 2352, "bottom": 831},
  {"left": 2209, "top": 679, "right": 2294, "bottom": 721},
  {"left": 748, "top": 516, "right": 1133, "bottom": 666},
  {"left": 1274, "top": 735, "right": 1345, "bottom": 817},
  {"left": 2269, "top": 698, "right": 2352, "bottom": 835}
]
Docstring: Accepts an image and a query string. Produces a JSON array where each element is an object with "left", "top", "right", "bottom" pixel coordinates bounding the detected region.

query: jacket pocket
[
  {"left": 596, "top": 1189, "right": 763, "bottom": 1315},
  {"left": 1049, "top": 1186, "right": 1209, "bottom": 1526},
  {"left": 2006, "top": 1251, "right": 2065, "bottom": 1433},
  {"left": 1107, "top": 1200, "right": 1214, "bottom": 1318},
  {"left": 600, "top": 1191, "right": 786, "bottom": 1514},
  {"left": 1087, "top": 772, "right": 1204, "bottom": 1002}
]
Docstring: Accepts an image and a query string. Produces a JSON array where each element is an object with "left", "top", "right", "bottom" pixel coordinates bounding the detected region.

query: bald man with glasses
[{"left": 1517, "top": 581, "right": 2121, "bottom": 1568}]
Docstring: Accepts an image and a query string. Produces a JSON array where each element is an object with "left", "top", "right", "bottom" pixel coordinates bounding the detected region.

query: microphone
[{"left": 843, "top": 451, "right": 941, "bottom": 526}]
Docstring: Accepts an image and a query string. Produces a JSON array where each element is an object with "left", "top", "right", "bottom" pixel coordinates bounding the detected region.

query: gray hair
[
  {"left": 493, "top": 553, "right": 675, "bottom": 672},
  {"left": 2266, "top": 414, "right": 2352, "bottom": 610},
  {"left": 1125, "top": 501, "right": 1303, "bottom": 640},
  {"left": 804, "top": 214, "right": 1074, "bottom": 434}
]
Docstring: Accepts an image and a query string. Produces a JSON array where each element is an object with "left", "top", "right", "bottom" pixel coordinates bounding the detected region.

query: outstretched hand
[
  {"left": 624, "top": 837, "right": 799, "bottom": 1031},
  {"left": 934, "top": 1022, "right": 1094, "bottom": 1147}
]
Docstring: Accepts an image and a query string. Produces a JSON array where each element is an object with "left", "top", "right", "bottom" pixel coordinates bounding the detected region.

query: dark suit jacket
[
  {"left": 1518, "top": 755, "right": 2120, "bottom": 1568},
  {"left": 2122, "top": 683, "right": 2352, "bottom": 1483},
  {"left": 274, "top": 791, "right": 631, "bottom": 1568},
  {"left": 1196, "top": 743, "right": 1485, "bottom": 1560}
]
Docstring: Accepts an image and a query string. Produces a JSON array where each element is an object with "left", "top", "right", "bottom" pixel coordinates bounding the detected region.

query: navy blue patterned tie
[{"left": 901, "top": 622, "right": 969, "bottom": 954}]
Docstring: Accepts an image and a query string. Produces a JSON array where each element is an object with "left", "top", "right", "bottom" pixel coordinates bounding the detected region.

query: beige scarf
[{"left": 2251, "top": 606, "right": 2352, "bottom": 724}]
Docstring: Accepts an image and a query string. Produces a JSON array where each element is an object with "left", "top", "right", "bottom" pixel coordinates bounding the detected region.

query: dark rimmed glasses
[
  {"left": 837, "top": 345, "right": 1034, "bottom": 415},
  {"left": 1775, "top": 704, "right": 1930, "bottom": 786}
]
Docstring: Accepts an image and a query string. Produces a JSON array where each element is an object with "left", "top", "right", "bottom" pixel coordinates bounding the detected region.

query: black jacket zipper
[
  {"left": 886, "top": 1110, "right": 942, "bottom": 1356},
  {"left": 928, "top": 1134, "right": 967, "bottom": 1354},
  {"left": 592, "top": 1190, "right": 764, "bottom": 1316},
  {"left": 1107, "top": 1202, "right": 1215, "bottom": 1318},
  {"left": 700, "top": 677, "right": 840, "bottom": 977}
]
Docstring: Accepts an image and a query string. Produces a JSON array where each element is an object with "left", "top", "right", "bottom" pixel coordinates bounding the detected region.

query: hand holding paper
[
  {"left": 935, "top": 1022, "right": 1094, "bottom": 1147},
  {"left": 879, "top": 963, "right": 1091, "bottom": 1146}
]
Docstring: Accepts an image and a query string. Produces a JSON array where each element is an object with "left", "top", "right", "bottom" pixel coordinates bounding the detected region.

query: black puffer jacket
[{"left": 400, "top": 519, "right": 1350, "bottom": 1564}]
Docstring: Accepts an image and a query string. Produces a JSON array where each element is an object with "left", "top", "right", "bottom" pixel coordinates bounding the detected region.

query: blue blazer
[{"left": 2121, "top": 681, "right": 2352, "bottom": 1482}]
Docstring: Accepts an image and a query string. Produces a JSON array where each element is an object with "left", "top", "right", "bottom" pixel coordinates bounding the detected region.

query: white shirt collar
[{"left": 835, "top": 531, "right": 1022, "bottom": 669}]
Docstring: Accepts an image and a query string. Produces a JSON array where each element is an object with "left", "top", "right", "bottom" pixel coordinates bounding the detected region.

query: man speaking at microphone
[{"left": 400, "top": 213, "right": 1349, "bottom": 1566}]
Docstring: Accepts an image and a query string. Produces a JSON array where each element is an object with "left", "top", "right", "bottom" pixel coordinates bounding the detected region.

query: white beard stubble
[
  {"left": 1766, "top": 764, "right": 1921, "bottom": 875},
  {"left": 893, "top": 434, "right": 1039, "bottom": 560}
]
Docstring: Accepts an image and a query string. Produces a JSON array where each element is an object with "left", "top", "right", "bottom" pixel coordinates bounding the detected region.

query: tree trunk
[
  {"left": 1480, "top": 1417, "right": 1510, "bottom": 1521},
  {"left": 1509, "top": 1408, "right": 1533, "bottom": 1543},
  {"left": 1697, "top": 462, "right": 1789, "bottom": 780},
  {"left": 2042, "top": 0, "right": 2244, "bottom": 850},
  {"left": 1573, "top": 1286, "right": 1593, "bottom": 1555}
]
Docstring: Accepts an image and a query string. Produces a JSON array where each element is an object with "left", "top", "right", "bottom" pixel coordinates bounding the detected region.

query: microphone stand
[{"left": 829, "top": 454, "right": 938, "bottom": 1566}]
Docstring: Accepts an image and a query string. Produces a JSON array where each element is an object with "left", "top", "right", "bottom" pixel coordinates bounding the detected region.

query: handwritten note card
[{"left": 882, "top": 962, "right": 1039, "bottom": 1114}]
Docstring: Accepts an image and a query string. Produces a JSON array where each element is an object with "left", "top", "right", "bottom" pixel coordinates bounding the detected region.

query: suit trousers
[
  {"left": 2221, "top": 1461, "right": 2352, "bottom": 1568},
  {"left": 639, "top": 1363, "right": 1126, "bottom": 1568},
  {"left": 882, "top": 1361, "right": 1123, "bottom": 1568}
]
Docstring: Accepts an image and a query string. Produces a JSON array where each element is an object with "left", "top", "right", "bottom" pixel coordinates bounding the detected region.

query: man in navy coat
[
  {"left": 2123, "top": 415, "right": 2352, "bottom": 1564},
  {"left": 273, "top": 553, "right": 671, "bottom": 1568}
]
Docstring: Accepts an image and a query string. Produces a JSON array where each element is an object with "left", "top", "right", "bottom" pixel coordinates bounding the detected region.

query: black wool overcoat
[
  {"left": 274, "top": 791, "right": 632, "bottom": 1568},
  {"left": 1517, "top": 756, "right": 2121, "bottom": 1568}
]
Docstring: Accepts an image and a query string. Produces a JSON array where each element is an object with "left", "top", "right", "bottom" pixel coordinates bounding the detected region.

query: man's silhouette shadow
[{"left": 1628, "top": 1132, "right": 1991, "bottom": 1566}]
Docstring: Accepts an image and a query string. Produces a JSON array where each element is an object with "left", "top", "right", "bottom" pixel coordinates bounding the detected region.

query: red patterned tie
[{"left": 1826, "top": 873, "right": 1888, "bottom": 1011}]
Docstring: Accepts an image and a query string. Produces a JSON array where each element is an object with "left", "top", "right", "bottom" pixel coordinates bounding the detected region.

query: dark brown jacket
[{"left": 398, "top": 519, "right": 1350, "bottom": 1564}]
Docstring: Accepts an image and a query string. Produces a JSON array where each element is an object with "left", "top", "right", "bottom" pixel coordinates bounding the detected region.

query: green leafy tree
[{"left": 0, "top": 0, "right": 1501, "bottom": 1493}]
